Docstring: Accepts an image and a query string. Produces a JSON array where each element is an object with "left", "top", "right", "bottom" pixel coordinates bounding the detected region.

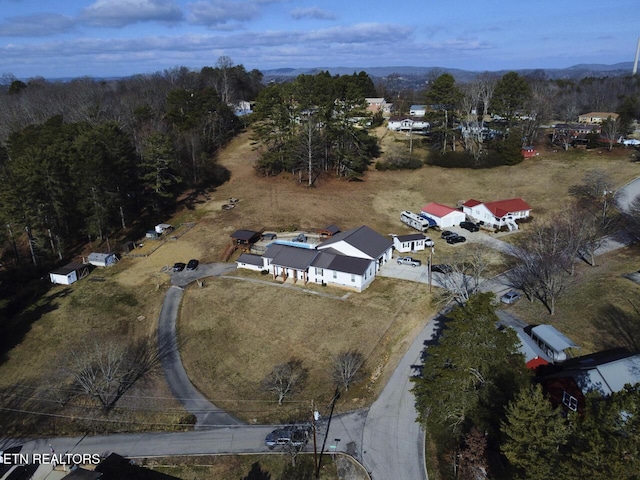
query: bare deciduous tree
[
  {"left": 331, "top": 349, "right": 365, "bottom": 391},
  {"left": 67, "top": 334, "right": 165, "bottom": 411},
  {"left": 435, "top": 244, "right": 491, "bottom": 306},
  {"left": 505, "top": 220, "right": 574, "bottom": 315},
  {"left": 262, "top": 358, "right": 308, "bottom": 405},
  {"left": 600, "top": 116, "right": 621, "bottom": 151}
]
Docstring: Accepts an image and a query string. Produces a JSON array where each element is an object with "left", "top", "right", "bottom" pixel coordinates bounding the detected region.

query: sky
[{"left": 0, "top": 0, "right": 638, "bottom": 79}]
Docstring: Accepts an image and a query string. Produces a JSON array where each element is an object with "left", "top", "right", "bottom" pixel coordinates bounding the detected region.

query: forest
[{"left": 0, "top": 61, "right": 263, "bottom": 271}]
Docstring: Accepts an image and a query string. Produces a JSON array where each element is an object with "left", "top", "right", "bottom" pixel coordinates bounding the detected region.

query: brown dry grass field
[
  {"left": 2, "top": 125, "right": 640, "bottom": 434},
  {"left": 506, "top": 244, "right": 640, "bottom": 354},
  {"left": 144, "top": 453, "right": 347, "bottom": 479}
]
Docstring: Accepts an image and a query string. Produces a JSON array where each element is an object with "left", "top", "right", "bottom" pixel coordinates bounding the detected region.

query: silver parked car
[
  {"left": 397, "top": 256, "right": 422, "bottom": 267},
  {"left": 501, "top": 290, "right": 521, "bottom": 304}
]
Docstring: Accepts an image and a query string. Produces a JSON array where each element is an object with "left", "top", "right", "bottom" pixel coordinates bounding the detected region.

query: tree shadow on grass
[
  {"left": 241, "top": 461, "right": 271, "bottom": 480},
  {"left": 592, "top": 303, "right": 640, "bottom": 352},
  {"left": 0, "top": 282, "right": 71, "bottom": 367}
]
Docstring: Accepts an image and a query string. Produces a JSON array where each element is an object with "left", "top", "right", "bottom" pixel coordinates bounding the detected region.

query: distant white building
[
  {"left": 387, "top": 117, "right": 430, "bottom": 132},
  {"left": 409, "top": 105, "right": 427, "bottom": 117}
]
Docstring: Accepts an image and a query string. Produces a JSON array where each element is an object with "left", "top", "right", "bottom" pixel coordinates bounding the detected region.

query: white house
[
  {"left": 49, "top": 262, "right": 89, "bottom": 285},
  {"left": 387, "top": 117, "right": 430, "bottom": 132},
  {"left": 393, "top": 233, "right": 433, "bottom": 253},
  {"left": 409, "top": 105, "right": 427, "bottom": 117},
  {"left": 461, "top": 198, "right": 531, "bottom": 230},
  {"left": 87, "top": 252, "right": 118, "bottom": 267},
  {"left": 317, "top": 225, "right": 393, "bottom": 272},
  {"left": 420, "top": 203, "right": 465, "bottom": 228},
  {"left": 238, "top": 225, "right": 392, "bottom": 292}
]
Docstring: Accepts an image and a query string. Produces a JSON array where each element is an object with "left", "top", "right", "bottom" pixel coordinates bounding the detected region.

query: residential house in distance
[
  {"left": 409, "top": 105, "right": 427, "bottom": 117},
  {"left": 461, "top": 198, "right": 531, "bottom": 231},
  {"left": 387, "top": 117, "right": 430, "bottom": 132},
  {"left": 365, "top": 98, "right": 392, "bottom": 114},
  {"left": 420, "top": 203, "right": 465, "bottom": 228},
  {"left": 578, "top": 112, "right": 619, "bottom": 124},
  {"left": 236, "top": 225, "right": 393, "bottom": 292},
  {"left": 552, "top": 123, "right": 602, "bottom": 147}
]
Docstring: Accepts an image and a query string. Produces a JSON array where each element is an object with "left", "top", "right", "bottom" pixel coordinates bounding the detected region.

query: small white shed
[
  {"left": 49, "top": 262, "right": 89, "bottom": 285},
  {"left": 88, "top": 252, "right": 118, "bottom": 267},
  {"left": 393, "top": 233, "right": 433, "bottom": 253}
]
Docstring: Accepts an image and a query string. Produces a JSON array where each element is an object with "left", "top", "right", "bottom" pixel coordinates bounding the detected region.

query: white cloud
[
  {"left": 80, "top": 0, "right": 184, "bottom": 27},
  {"left": 290, "top": 7, "right": 337, "bottom": 21},
  {"left": 0, "top": 13, "right": 75, "bottom": 37},
  {"left": 186, "top": 0, "right": 260, "bottom": 27}
]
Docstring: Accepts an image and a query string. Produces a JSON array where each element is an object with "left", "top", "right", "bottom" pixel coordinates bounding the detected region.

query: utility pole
[
  {"left": 315, "top": 387, "right": 340, "bottom": 479},
  {"left": 312, "top": 400, "right": 319, "bottom": 474},
  {"left": 428, "top": 246, "right": 434, "bottom": 293}
]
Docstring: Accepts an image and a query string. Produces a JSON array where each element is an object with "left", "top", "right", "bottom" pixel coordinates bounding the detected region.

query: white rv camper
[{"left": 400, "top": 211, "right": 431, "bottom": 232}]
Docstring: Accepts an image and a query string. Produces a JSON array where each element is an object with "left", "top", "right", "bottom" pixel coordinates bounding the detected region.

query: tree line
[
  {"left": 0, "top": 58, "right": 262, "bottom": 269},
  {"left": 382, "top": 71, "right": 640, "bottom": 169}
]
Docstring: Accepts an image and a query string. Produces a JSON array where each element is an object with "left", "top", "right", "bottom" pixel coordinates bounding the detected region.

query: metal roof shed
[
  {"left": 530, "top": 325, "right": 580, "bottom": 362},
  {"left": 88, "top": 252, "right": 118, "bottom": 267}
]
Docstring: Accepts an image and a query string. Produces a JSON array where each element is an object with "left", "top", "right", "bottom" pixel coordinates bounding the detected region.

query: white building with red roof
[
  {"left": 420, "top": 202, "right": 466, "bottom": 228},
  {"left": 462, "top": 198, "right": 531, "bottom": 230}
]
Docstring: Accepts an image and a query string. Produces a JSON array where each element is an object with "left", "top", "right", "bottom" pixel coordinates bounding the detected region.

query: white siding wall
[
  {"left": 236, "top": 261, "right": 263, "bottom": 271},
  {"left": 394, "top": 238, "right": 426, "bottom": 253},
  {"left": 50, "top": 272, "right": 76, "bottom": 285}
]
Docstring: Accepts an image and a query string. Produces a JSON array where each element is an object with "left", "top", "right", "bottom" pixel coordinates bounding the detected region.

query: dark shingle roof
[
  {"left": 318, "top": 225, "right": 392, "bottom": 259},
  {"left": 237, "top": 253, "right": 263, "bottom": 267},
  {"left": 270, "top": 245, "right": 319, "bottom": 270},
  {"left": 312, "top": 251, "right": 371, "bottom": 275},
  {"left": 396, "top": 233, "right": 426, "bottom": 242},
  {"left": 230, "top": 229, "right": 261, "bottom": 242},
  {"left": 50, "top": 262, "right": 87, "bottom": 275}
]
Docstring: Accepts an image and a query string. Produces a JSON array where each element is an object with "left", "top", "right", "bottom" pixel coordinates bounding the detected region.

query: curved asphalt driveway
[{"left": 158, "top": 263, "right": 242, "bottom": 428}]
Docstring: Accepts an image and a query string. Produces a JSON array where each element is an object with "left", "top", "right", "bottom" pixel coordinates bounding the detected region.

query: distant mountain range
[{"left": 262, "top": 62, "right": 636, "bottom": 83}]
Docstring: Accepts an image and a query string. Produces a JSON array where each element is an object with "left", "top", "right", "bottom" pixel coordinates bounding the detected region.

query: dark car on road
[
  {"left": 172, "top": 262, "right": 186, "bottom": 272},
  {"left": 446, "top": 235, "right": 466, "bottom": 244},
  {"left": 186, "top": 259, "right": 199, "bottom": 271},
  {"left": 441, "top": 230, "right": 457, "bottom": 239},
  {"left": 431, "top": 264, "right": 453, "bottom": 274},
  {"left": 265, "top": 426, "right": 310, "bottom": 449},
  {"left": 460, "top": 221, "right": 480, "bottom": 232}
]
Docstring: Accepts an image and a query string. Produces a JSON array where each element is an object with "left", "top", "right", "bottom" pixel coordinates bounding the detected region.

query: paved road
[
  {"left": 159, "top": 263, "right": 241, "bottom": 428},
  {"left": 360, "top": 318, "right": 438, "bottom": 480}
]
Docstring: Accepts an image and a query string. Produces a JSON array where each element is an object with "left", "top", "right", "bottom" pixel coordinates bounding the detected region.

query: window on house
[
  {"left": 562, "top": 391, "right": 578, "bottom": 411},
  {"left": 315, "top": 268, "right": 323, "bottom": 276},
  {"left": 333, "top": 271, "right": 337, "bottom": 279},
  {"left": 351, "top": 274, "right": 355, "bottom": 282}
]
